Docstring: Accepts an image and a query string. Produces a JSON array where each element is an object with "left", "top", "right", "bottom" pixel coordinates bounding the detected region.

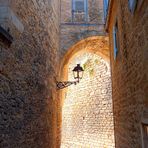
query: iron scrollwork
[{"left": 56, "top": 81, "right": 77, "bottom": 89}]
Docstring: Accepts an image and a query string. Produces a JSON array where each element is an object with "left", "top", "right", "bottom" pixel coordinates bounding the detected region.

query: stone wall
[
  {"left": 61, "top": 52, "right": 115, "bottom": 148},
  {"left": 61, "top": 0, "right": 104, "bottom": 24},
  {"left": 60, "top": 0, "right": 106, "bottom": 60},
  {"left": 107, "top": 0, "right": 148, "bottom": 147},
  {"left": 60, "top": 24, "right": 105, "bottom": 58},
  {"left": 0, "top": 0, "right": 60, "bottom": 147}
]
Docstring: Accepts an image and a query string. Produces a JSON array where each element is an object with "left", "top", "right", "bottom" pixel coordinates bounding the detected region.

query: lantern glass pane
[
  {"left": 73, "top": 71, "right": 77, "bottom": 79},
  {"left": 79, "top": 71, "right": 83, "bottom": 79}
]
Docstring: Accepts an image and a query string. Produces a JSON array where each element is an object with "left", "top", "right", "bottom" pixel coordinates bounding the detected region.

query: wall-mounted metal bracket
[{"left": 56, "top": 81, "right": 78, "bottom": 89}]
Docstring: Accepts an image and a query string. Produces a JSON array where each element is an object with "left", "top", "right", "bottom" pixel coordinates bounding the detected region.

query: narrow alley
[{"left": 0, "top": 0, "right": 147, "bottom": 148}]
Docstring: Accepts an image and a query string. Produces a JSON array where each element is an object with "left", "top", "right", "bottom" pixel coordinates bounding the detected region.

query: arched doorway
[{"left": 59, "top": 36, "right": 115, "bottom": 148}]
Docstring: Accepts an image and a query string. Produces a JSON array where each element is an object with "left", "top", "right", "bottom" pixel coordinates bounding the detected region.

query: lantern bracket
[{"left": 56, "top": 81, "right": 78, "bottom": 89}]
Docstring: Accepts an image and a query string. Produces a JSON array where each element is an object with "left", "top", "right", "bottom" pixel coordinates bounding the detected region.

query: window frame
[
  {"left": 72, "top": 0, "right": 88, "bottom": 22},
  {"left": 103, "top": 0, "right": 109, "bottom": 20},
  {"left": 113, "top": 20, "right": 119, "bottom": 60},
  {"left": 128, "top": 0, "right": 138, "bottom": 13},
  {"left": 74, "top": 0, "right": 85, "bottom": 12}
]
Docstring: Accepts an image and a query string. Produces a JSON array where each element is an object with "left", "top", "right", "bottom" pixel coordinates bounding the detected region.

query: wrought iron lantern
[
  {"left": 72, "top": 64, "right": 84, "bottom": 82},
  {"left": 57, "top": 64, "right": 84, "bottom": 89}
]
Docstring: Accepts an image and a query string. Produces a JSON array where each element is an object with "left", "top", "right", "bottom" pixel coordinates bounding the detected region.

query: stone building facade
[
  {"left": 60, "top": 0, "right": 106, "bottom": 59},
  {"left": 0, "top": 0, "right": 60, "bottom": 147},
  {"left": 106, "top": 0, "right": 148, "bottom": 148}
]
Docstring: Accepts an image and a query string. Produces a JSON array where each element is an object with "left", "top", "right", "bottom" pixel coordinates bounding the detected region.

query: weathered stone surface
[
  {"left": 0, "top": 0, "right": 60, "bottom": 147},
  {"left": 60, "top": 0, "right": 106, "bottom": 60},
  {"left": 0, "top": 0, "right": 147, "bottom": 147},
  {"left": 0, "top": 6, "right": 24, "bottom": 33},
  {"left": 107, "top": 0, "right": 148, "bottom": 148},
  {"left": 61, "top": 52, "right": 115, "bottom": 148},
  {"left": 60, "top": 24, "right": 105, "bottom": 57},
  {"left": 61, "top": 0, "right": 104, "bottom": 24}
]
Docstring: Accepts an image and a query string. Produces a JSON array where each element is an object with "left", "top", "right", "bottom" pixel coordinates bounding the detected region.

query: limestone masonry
[
  {"left": 0, "top": 0, "right": 60, "bottom": 147},
  {"left": 107, "top": 1, "right": 148, "bottom": 148},
  {"left": 0, "top": 0, "right": 147, "bottom": 148},
  {"left": 61, "top": 52, "right": 114, "bottom": 148}
]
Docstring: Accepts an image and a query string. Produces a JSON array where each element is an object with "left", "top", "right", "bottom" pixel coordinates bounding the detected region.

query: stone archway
[{"left": 58, "top": 36, "right": 115, "bottom": 148}]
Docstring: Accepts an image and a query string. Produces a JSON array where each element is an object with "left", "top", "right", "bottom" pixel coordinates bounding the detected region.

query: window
[
  {"left": 128, "top": 0, "right": 138, "bottom": 13},
  {"left": 113, "top": 21, "right": 119, "bottom": 60},
  {"left": 72, "top": 0, "right": 88, "bottom": 22},
  {"left": 103, "top": 0, "right": 109, "bottom": 20},
  {"left": 75, "top": 1, "right": 84, "bottom": 12},
  {"left": 142, "top": 124, "right": 148, "bottom": 148}
]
